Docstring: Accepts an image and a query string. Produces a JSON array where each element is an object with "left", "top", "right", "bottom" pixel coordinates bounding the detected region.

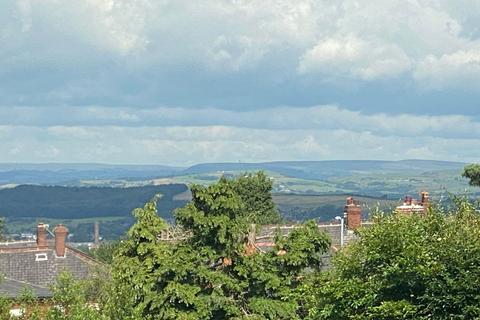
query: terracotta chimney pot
[
  {"left": 37, "top": 223, "right": 48, "bottom": 250},
  {"left": 421, "top": 191, "right": 429, "bottom": 207},
  {"left": 54, "top": 224, "right": 69, "bottom": 257},
  {"left": 345, "top": 197, "right": 362, "bottom": 230}
]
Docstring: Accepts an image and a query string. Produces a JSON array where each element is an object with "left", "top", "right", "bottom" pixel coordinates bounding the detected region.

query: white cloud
[
  {"left": 294, "top": 0, "right": 480, "bottom": 84},
  {"left": 1, "top": 105, "right": 478, "bottom": 140},
  {"left": 298, "top": 35, "right": 412, "bottom": 80},
  {"left": 0, "top": 124, "right": 478, "bottom": 165},
  {"left": 1, "top": 103, "right": 480, "bottom": 164},
  {"left": 2, "top": 0, "right": 480, "bottom": 103},
  {"left": 414, "top": 48, "right": 480, "bottom": 89},
  {"left": 405, "top": 146, "right": 435, "bottom": 159}
]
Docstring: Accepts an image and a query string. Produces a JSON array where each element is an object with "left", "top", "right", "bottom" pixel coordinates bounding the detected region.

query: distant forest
[
  {"left": 0, "top": 184, "right": 190, "bottom": 241},
  {"left": 0, "top": 184, "right": 188, "bottom": 219}
]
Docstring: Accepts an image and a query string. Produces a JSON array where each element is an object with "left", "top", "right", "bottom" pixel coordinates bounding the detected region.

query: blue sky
[{"left": 1, "top": 0, "right": 480, "bottom": 165}]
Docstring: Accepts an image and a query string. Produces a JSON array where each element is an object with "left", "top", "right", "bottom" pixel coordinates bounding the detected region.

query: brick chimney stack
[
  {"left": 54, "top": 224, "right": 68, "bottom": 257},
  {"left": 93, "top": 221, "right": 100, "bottom": 248},
  {"left": 404, "top": 196, "right": 413, "bottom": 205},
  {"left": 345, "top": 197, "right": 362, "bottom": 230},
  {"left": 421, "top": 191, "right": 429, "bottom": 209},
  {"left": 37, "top": 223, "right": 48, "bottom": 250}
]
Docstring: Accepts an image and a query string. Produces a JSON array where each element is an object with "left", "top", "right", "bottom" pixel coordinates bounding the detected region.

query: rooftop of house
[
  {"left": 0, "top": 278, "right": 52, "bottom": 299},
  {"left": 0, "top": 224, "right": 100, "bottom": 298}
]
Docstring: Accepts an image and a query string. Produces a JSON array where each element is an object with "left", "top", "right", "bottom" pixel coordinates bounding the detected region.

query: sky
[{"left": 1, "top": 0, "right": 480, "bottom": 165}]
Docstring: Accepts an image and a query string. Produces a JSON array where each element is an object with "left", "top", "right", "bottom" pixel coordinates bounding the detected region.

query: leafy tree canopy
[
  {"left": 88, "top": 241, "right": 121, "bottom": 264},
  {"left": 231, "top": 172, "right": 282, "bottom": 225},
  {"left": 463, "top": 164, "right": 480, "bottom": 187},
  {"left": 0, "top": 218, "right": 4, "bottom": 241},
  {"left": 310, "top": 198, "right": 480, "bottom": 320},
  {"left": 110, "top": 173, "right": 330, "bottom": 319}
]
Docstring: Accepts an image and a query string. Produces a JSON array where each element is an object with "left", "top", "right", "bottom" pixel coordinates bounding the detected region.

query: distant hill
[
  {"left": 0, "top": 160, "right": 472, "bottom": 199},
  {"left": 175, "top": 160, "right": 471, "bottom": 198},
  {"left": 0, "top": 163, "right": 183, "bottom": 185},
  {"left": 0, "top": 159, "right": 474, "bottom": 241},
  {"left": 0, "top": 160, "right": 467, "bottom": 186},
  {"left": 183, "top": 160, "right": 466, "bottom": 180}
]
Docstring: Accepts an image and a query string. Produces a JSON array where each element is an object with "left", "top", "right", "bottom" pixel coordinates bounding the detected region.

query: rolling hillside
[
  {"left": 172, "top": 160, "right": 472, "bottom": 198},
  {"left": 0, "top": 163, "right": 183, "bottom": 185},
  {"left": 0, "top": 160, "right": 475, "bottom": 241}
]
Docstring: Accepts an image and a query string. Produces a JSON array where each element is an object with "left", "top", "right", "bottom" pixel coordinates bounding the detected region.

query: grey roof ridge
[
  {"left": 1, "top": 278, "right": 53, "bottom": 298},
  {"left": 3, "top": 277, "right": 51, "bottom": 291},
  {"left": 0, "top": 242, "right": 104, "bottom": 268},
  {"left": 66, "top": 245, "right": 105, "bottom": 266}
]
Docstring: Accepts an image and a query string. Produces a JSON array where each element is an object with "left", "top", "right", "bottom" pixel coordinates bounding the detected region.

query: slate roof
[
  {"left": 0, "top": 278, "right": 52, "bottom": 299},
  {"left": 0, "top": 241, "right": 100, "bottom": 288},
  {"left": 254, "top": 222, "right": 362, "bottom": 252}
]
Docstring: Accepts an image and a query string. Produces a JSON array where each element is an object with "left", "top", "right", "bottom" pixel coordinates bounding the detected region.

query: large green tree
[
  {"left": 88, "top": 241, "right": 121, "bottom": 264},
  {"left": 231, "top": 172, "right": 282, "bottom": 225},
  {"left": 463, "top": 164, "right": 480, "bottom": 187},
  {"left": 45, "top": 272, "right": 106, "bottom": 320},
  {"left": 309, "top": 198, "right": 480, "bottom": 320},
  {"left": 109, "top": 174, "right": 330, "bottom": 319}
]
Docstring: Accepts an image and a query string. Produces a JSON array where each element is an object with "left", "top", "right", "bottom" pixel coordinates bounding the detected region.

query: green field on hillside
[
  {"left": 169, "top": 169, "right": 473, "bottom": 198},
  {"left": 1, "top": 160, "right": 476, "bottom": 241}
]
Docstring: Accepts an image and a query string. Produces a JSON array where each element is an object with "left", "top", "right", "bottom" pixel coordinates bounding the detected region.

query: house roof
[
  {"left": 0, "top": 278, "right": 52, "bottom": 299},
  {"left": 0, "top": 241, "right": 100, "bottom": 287}
]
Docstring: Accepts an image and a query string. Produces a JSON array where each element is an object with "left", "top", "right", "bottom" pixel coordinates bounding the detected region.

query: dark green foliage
[
  {"left": 0, "top": 218, "right": 5, "bottom": 241},
  {"left": 45, "top": 271, "right": 107, "bottom": 320},
  {"left": 0, "top": 184, "right": 188, "bottom": 241},
  {"left": 463, "top": 164, "right": 480, "bottom": 187},
  {"left": 275, "top": 220, "right": 330, "bottom": 275},
  {"left": 84, "top": 241, "right": 121, "bottom": 264},
  {"left": 111, "top": 174, "right": 330, "bottom": 319},
  {"left": 17, "top": 288, "right": 42, "bottom": 320},
  {"left": 0, "top": 296, "right": 10, "bottom": 319},
  {"left": 0, "top": 184, "right": 188, "bottom": 219},
  {"left": 232, "top": 172, "right": 282, "bottom": 225},
  {"left": 176, "top": 177, "right": 249, "bottom": 257},
  {"left": 310, "top": 198, "right": 480, "bottom": 320},
  {"left": 0, "top": 288, "right": 43, "bottom": 320}
]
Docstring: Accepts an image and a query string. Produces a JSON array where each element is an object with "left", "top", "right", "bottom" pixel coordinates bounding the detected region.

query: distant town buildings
[{"left": 396, "top": 191, "right": 430, "bottom": 214}]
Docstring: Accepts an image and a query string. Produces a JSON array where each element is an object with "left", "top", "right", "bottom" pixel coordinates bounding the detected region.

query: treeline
[{"left": 0, "top": 184, "right": 188, "bottom": 219}]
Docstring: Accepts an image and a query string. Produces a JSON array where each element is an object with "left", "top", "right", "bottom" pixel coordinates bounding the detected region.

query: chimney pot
[
  {"left": 405, "top": 196, "right": 413, "bottom": 205},
  {"left": 345, "top": 197, "right": 362, "bottom": 230},
  {"left": 54, "top": 224, "right": 69, "bottom": 257},
  {"left": 93, "top": 221, "right": 100, "bottom": 248},
  {"left": 36, "top": 223, "right": 48, "bottom": 250},
  {"left": 421, "top": 191, "right": 429, "bottom": 205}
]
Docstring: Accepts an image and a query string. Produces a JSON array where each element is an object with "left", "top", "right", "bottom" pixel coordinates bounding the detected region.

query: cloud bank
[
  {"left": 1, "top": 105, "right": 479, "bottom": 165},
  {"left": 2, "top": 0, "right": 480, "bottom": 109},
  {"left": 1, "top": 1, "right": 480, "bottom": 164}
]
